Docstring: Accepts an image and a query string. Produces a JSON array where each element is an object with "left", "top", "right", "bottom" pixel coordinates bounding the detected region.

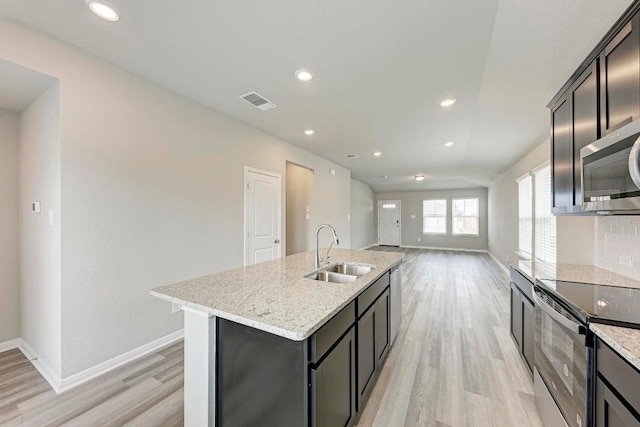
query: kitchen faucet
[{"left": 315, "top": 224, "right": 339, "bottom": 270}]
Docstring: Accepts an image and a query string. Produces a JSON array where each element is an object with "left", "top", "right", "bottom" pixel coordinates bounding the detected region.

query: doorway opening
[
  {"left": 285, "top": 162, "right": 315, "bottom": 256},
  {"left": 378, "top": 200, "right": 401, "bottom": 246}
]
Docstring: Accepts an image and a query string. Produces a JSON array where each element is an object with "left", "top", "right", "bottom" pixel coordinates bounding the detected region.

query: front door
[
  {"left": 245, "top": 167, "right": 282, "bottom": 265},
  {"left": 378, "top": 200, "right": 401, "bottom": 246}
]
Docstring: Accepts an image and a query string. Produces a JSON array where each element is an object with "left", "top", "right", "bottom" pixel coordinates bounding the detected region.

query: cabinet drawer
[
  {"left": 597, "top": 338, "right": 640, "bottom": 416},
  {"left": 311, "top": 301, "right": 356, "bottom": 363},
  {"left": 357, "top": 272, "right": 390, "bottom": 318},
  {"left": 510, "top": 267, "right": 534, "bottom": 302}
]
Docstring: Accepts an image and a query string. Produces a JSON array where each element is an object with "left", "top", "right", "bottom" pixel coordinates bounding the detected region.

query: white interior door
[
  {"left": 378, "top": 200, "right": 401, "bottom": 246},
  {"left": 245, "top": 167, "right": 282, "bottom": 266}
]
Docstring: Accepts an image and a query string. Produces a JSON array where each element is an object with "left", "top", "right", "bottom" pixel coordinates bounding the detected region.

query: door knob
[{"left": 275, "top": 240, "right": 280, "bottom": 243}]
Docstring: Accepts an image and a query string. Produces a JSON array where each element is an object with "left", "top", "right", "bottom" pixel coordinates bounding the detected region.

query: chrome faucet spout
[{"left": 315, "top": 224, "right": 340, "bottom": 270}]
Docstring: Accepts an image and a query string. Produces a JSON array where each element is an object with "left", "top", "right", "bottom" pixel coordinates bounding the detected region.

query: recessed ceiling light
[
  {"left": 444, "top": 141, "right": 455, "bottom": 147},
  {"left": 373, "top": 151, "right": 382, "bottom": 157},
  {"left": 440, "top": 98, "right": 456, "bottom": 107},
  {"left": 304, "top": 129, "right": 315, "bottom": 136},
  {"left": 87, "top": 1, "right": 120, "bottom": 21},
  {"left": 415, "top": 175, "right": 425, "bottom": 182},
  {"left": 295, "top": 69, "right": 313, "bottom": 82}
]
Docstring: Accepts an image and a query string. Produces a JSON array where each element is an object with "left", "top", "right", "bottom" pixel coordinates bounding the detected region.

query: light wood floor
[{"left": 0, "top": 247, "right": 542, "bottom": 426}]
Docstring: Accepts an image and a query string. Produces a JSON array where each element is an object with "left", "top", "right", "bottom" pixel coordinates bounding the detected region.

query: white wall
[
  {"left": 375, "top": 188, "right": 488, "bottom": 251},
  {"left": 19, "top": 83, "right": 62, "bottom": 376},
  {"left": 286, "top": 162, "right": 315, "bottom": 255},
  {"left": 594, "top": 217, "right": 640, "bottom": 280},
  {"left": 488, "top": 138, "right": 595, "bottom": 268},
  {"left": 0, "top": 19, "right": 351, "bottom": 377},
  {"left": 350, "top": 179, "right": 375, "bottom": 249},
  {"left": 0, "top": 110, "right": 19, "bottom": 344}
]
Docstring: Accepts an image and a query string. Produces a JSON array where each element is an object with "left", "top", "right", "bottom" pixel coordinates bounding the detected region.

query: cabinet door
[
  {"left": 570, "top": 61, "right": 600, "bottom": 208},
  {"left": 311, "top": 328, "right": 356, "bottom": 427},
  {"left": 510, "top": 283, "right": 523, "bottom": 351},
  {"left": 551, "top": 96, "right": 573, "bottom": 213},
  {"left": 375, "top": 289, "right": 390, "bottom": 365},
  {"left": 522, "top": 296, "right": 535, "bottom": 372},
  {"left": 357, "top": 306, "right": 376, "bottom": 411},
  {"left": 596, "top": 380, "right": 640, "bottom": 427},
  {"left": 600, "top": 14, "right": 640, "bottom": 135}
]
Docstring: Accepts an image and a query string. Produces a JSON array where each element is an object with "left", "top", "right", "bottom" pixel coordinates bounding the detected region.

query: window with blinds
[
  {"left": 533, "top": 163, "right": 556, "bottom": 263},
  {"left": 423, "top": 199, "right": 447, "bottom": 234},
  {"left": 452, "top": 198, "right": 479, "bottom": 235},
  {"left": 517, "top": 174, "right": 533, "bottom": 258}
]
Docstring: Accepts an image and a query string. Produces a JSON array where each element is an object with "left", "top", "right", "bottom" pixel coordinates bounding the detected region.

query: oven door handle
[
  {"left": 628, "top": 135, "right": 640, "bottom": 189},
  {"left": 533, "top": 291, "right": 583, "bottom": 335}
]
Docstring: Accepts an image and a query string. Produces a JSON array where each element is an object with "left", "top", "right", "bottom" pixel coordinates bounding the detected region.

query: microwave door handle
[
  {"left": 628, "top": 135, "right": 640, "bottom": 189},
  {"left": 532, "top": 291, "right": 582, "bottom": 334}
]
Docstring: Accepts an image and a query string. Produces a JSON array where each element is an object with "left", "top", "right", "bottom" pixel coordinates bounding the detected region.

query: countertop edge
[
  {"left": 150, "top": 255, "right": 403, "bottom": 342},
  {"left": 590, "top": 324, "right": 640, "bottom": 372}
]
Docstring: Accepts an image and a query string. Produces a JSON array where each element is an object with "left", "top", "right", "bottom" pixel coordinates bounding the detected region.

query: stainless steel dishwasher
[{"left": 390, "top": 263, "right": 402, "bottom": 344}]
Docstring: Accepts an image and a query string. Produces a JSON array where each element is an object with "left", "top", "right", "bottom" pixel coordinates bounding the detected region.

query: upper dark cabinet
[
  {"left": 551, "top": 96, "right": 573, "bottom": 213},
  {"left": 600, "top": 15, "right": 640, "bottom": 135},
  {"left": 549, "top": 4, "right": 640, "bottom": 215}
]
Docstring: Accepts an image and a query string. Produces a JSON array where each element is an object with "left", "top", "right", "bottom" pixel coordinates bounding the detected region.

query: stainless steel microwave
[{"left": 581, "top": 119, "right": 640, "bottom": 213}]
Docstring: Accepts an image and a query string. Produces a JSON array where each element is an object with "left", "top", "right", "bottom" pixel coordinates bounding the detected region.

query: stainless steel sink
[
  {"left": 305, "top": 271, "right": 358, "bottom": 283},
  {"left": 324, "top": 262, "right": 373, "bottom": 277}
]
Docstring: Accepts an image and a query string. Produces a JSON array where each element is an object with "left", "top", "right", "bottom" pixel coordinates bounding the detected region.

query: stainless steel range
[{"left": 533, "top": 279, "right": 640, "bottom": 427}]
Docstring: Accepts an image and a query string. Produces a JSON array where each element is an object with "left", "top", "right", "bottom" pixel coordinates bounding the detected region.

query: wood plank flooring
[{"left": 0, "top": 247, "right": 542, "bottom": 426}]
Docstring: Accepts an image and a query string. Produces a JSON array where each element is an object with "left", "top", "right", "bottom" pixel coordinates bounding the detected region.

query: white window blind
[
  {"left": 534, "top": 164, "right": 556, "bottom": 263},
  {"left": 423, "top": 199, "right": 447, "bottom": 234},
  {"left": 517, "top": 174, "right": 533, "bottom": 258},
  {"left": 452, "top": 198, "right": 479, "bottom": 235}
]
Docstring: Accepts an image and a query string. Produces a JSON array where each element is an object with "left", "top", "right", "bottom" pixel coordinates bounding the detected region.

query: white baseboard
[
  {"left": 15, "top": 329, "right": 184, "bottom": 394},
  {"left": 358, "top": 244, "right": 377, "bottom": 250},
  {"left": 400, "top": 245, "right": 487, "bottom": 253},
  {"left": 19, "top": 339, "right": 62, "bottom": 393},
  {"left": 0, "top": 338, "right": 21, "bottom": 354},
  {"left": 58, "top": 329, "right": 184, "bottom": 393},
  {"left": 487, "top": 251, "right": 510, "bottom": 275}
]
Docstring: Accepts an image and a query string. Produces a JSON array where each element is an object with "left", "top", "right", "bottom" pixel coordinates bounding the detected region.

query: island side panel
[
  {"left": 183, "top": 308, "right": 217, "bottom": 427},
  {"left": 216, "top": 318, "right": 308, "bottom": 427}
]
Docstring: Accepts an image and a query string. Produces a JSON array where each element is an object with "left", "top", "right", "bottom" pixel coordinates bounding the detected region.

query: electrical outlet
[
  {"left": 418, "top": 237, "right": 421, "bottom": 242},
  {"left": 172, "top": 302, "right": 181, "bottom": 314}
]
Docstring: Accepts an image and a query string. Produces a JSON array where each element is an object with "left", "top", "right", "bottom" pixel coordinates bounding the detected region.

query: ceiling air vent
[
  {"left": 345, "top": 154, "right": 359, "bottom": 159},
  {"left": 239, "top": 91, "right": 277, "bottom": 111}
]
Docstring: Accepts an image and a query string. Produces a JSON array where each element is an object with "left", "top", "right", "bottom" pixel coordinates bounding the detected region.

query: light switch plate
[
  {"left": 32, "top": 201, "right": 41, "bottom": 213},
  {"left": 410, "top": 214, "right": 416, "bottom": 219},
  {"left": 48, "top": 209, "right": 54, "bottom": 226}
]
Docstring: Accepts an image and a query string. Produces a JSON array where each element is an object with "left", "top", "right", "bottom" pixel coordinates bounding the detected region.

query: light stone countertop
[
  {"left": 151, "top": 248, "right": 403, "bottom": 341},
  {"left": 511, "top": 256, "right": 640, "bottom": 289},
  {"left": 590, "top": 323, "right": 640, "bottom": 371}
]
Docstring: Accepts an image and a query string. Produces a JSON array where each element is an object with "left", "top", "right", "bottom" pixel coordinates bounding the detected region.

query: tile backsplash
[{"left": 595, "top": 217, "right": 640, "bottom": 280}]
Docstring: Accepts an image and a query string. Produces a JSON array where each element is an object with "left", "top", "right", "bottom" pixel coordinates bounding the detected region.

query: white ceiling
[
  {"left": 0, "top": 0, "right": 633, "bottom": 190},
  {"left": 0, "top": 58, "right": 56, "bottom": 112}
]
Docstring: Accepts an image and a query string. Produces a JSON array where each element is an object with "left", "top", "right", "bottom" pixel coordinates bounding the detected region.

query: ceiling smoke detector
[
  {"left": 239, "top": 92, "right": 277, "bottom": 111},
  {"left": 295, "top": 69, "right": 313, "bottom": 82},
  {"left": 345, "top": 154, "right": 359, "bottom": 159}
]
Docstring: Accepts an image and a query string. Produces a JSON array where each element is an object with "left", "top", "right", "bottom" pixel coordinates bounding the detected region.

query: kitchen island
[{"left": 151, "top": 248, "right": 403, "bottom": 427}]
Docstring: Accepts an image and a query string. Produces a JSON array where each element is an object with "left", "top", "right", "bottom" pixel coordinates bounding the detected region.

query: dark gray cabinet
[
  {"left": 214, "top": 269, "right": 396, "bottom": 427},
  {"left": 509, "top": 267, "right": 534, "bottom": 372},
  {"left": 375, "top": 289, "right": 390, "bottom": 364},
  {"left": 596, "top": 339, "right": 640, "bottom": 427},
  {"left": 311, "top": 327, "right": 356, "bottom": 427},
  {"left": 551, "top": 96, "right": 573, "bottom": 213},
  {"left": 357, "top": 305, "right": 376, "bottom": 411},
  {"left": 548, "top": 5, "right": 640, "bottom": 215},
  {"left": 356, "top": 274, "right": 391, "bottom": 412},
  {"left": 600, "top": 15, "right": 640, "bottom": 135}
]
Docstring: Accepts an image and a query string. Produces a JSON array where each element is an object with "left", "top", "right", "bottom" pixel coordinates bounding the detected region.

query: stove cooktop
[{"left": 537, "top": 279, "right": 640, "bottom": 329}]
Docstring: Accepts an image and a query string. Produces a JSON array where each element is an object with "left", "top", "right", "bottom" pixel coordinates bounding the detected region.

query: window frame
[
  {"left": 422, "top": 198, "right": 448, "bottom": 235},
  {"left": 451, "top": 197, "right": 480, "bottom": 237},
  {"left": 517, "top": 172, "right": 533, "bottom": 259}
]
